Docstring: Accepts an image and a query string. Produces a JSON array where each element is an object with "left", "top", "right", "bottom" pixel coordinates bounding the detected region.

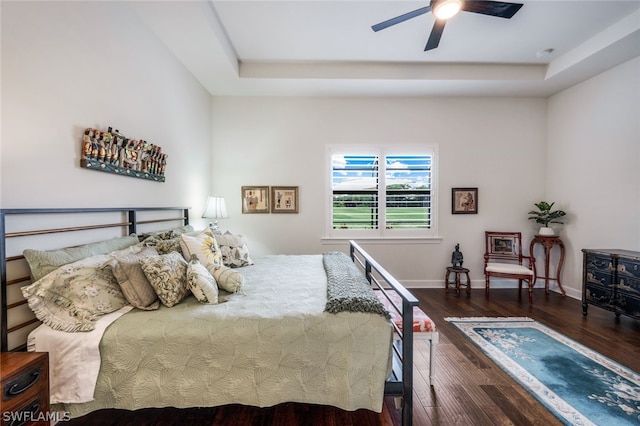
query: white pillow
[
  {"left": 211, "top": 264, "right": 244, "bottom": 294},
  {"left": 215, "top": 232, "right": 254, "bottom": 268},
  {"left": 186, "top": 255, "right": 219, "bottom": 304}
]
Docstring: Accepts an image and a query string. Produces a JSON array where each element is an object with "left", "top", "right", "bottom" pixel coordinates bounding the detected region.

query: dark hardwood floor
[{"left": 67, "top": 288, "right": 640, "bottom": 426}]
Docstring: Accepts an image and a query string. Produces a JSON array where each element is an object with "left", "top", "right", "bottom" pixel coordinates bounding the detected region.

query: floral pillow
[
  {"left": 214, "top": 232, "right": 254, "bottom": 268},
  {"left": 21, "top": 253, "right": 128, "bottom": 332},
  {"left": 211, "top": 264, "right": 244, "bottom": 294},
  {"left": 140, "top": 252, "right": 189, "bottom": 307},
  {"left": 142, "top": 236, "right": 183, "bottom": 255},
  {"left": 109, "top": 247, "right": 160, "bottom": 310},
  {"left": 179, "top": 230, "right": 223, "bottom": 271},
  {"left": 186, "top": 255, "right": 219, "bottom": 304},
  {"left": 137, "top": 225, "right": 194, "bottom": 242}
]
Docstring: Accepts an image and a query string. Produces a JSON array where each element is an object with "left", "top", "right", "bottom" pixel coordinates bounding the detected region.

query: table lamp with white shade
[{"left": 202, "top": 195, "right": 228, "bottom": 233}]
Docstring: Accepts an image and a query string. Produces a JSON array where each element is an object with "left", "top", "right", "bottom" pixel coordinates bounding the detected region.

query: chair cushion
[
  {"left": 486, "top": 262, "right": 533, "bottom": 275},
  {"left": 374, "top": 290, "right": 436, "bottom": 333}
]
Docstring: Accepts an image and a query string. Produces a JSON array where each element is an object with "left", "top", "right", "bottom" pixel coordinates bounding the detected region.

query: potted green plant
[{"left": 528, "top": 201, "right": 566, "bottom": 236}]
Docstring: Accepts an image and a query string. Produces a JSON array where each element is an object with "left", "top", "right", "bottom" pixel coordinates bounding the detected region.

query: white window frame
[{"left": 325, "top": 144, "right": 439, "bottom": 240}]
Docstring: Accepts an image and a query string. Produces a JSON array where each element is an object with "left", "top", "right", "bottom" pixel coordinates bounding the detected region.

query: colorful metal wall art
[{"left": 80, "top": 127, "right": 167, "bottom": 182}]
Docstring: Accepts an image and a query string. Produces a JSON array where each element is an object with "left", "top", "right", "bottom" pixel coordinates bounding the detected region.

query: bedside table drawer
[
  {"left": 2, "top": 364, "right": 43, "bottom": 403},
  {"left": 0, "top": 353, "right": 49, "bottom": 426},
  {"left": 1, "top": 388, "right": 49, "bottom": 426}
]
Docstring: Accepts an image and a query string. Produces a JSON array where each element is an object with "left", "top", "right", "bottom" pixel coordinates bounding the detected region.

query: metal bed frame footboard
[
  {"left": 349, "top": 240, "right": 417, "bottom": 426},
  {"left": 0, "top": 207, "right": 189, "bottom": 352}
]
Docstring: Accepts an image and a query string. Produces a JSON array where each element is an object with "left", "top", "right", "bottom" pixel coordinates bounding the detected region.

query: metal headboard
[{"left": 0, "top": 207, "right": 189, "bottom": 351}]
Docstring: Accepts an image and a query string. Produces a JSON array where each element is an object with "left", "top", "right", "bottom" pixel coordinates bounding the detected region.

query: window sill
[{"left": 321, "top": 236, "right": 442, "bottom": 245}]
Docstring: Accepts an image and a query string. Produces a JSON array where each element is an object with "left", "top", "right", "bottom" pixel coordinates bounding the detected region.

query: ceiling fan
[{"left": 371, "top": 0, "right": 524, "bottom": 51}]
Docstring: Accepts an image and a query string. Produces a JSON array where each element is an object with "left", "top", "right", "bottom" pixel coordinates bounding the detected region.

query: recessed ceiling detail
[{"left": 131, "top": 1, "right": 640, "bottom": 97}]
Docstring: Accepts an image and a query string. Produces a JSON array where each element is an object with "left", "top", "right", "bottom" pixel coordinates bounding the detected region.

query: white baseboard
[{"left": 400, "top": 279, "right": 581, "bottom": 300}]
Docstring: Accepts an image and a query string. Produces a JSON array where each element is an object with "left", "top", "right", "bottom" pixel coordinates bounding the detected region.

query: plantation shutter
[{"left": 331, "top": 152, "right": 432, "bottom": 232}]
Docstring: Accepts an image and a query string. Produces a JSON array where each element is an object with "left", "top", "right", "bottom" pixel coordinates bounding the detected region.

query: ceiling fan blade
[
  {"left": 371, "top": 6, "right": 431, "bottom": 32},
  {"left": 425, "top": 19, "right": 446, "bottom": 51},
  {"left": 462, "top": 1, "right": 523, "bottom": 19}
]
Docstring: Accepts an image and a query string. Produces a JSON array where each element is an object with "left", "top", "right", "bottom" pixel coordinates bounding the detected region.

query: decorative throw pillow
[
  {"left": 24, "top": 235, "right": 140, "bottom": 282},
  {"left": 214, "top": 232, "right": 254, "bottom": 268},
  {"left": 140, "top": 252, "right": 189, "bottom": 307},
  {"left": 21, "top": 253, "right": 128, "bottom": 332},
  {"left": 211, "top": 264, "right": 244, "bottom": 294},
  {"left": 142, "top": 236, "right": 183, "bottom": 255},
  {"left": 138, "top": 229, "right": 174, "bottom": 242},
  {"left": 109, "top": 247, "right": 160, "bottom": 310},
  {"left": 186, "top": 255, "right": 219, "bottom": 304},
  {"left": 179, "top": 230, "right": 223, "bottom": 271},
  {"left": 137, "top": 225, "right": 194, "bottom": 242}
]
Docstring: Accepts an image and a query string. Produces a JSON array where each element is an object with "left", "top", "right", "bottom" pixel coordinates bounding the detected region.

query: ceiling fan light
[{"left": 433, "top": 0, "right": 462, "bottom": 20}]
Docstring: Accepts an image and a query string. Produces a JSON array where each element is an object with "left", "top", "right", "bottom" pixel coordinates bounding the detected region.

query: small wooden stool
[{"left": 445, "top": 267, "right": 471, "bottom": 295}]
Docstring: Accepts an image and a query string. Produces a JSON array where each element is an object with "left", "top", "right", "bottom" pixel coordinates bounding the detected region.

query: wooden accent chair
[{"left": 484, "top": 231, "right": 537, "bottom": 303}]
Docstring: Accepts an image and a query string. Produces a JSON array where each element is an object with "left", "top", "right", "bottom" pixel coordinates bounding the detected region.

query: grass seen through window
[{"left": 333, "top": 206, "right": 430, "bottom": 229}]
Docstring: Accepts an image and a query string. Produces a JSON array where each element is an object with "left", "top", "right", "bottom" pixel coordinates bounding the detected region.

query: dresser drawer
[
  {"left": 618, "top": 258, "right": 640, "bottom": 279},
  {"left": 585, "top": 253, "right": 615, "bottom": 274},
  {"left": 618, "top": 274, "right": 640, "bottom": 295},
  {"left": 584, "top": 286, "right": 615, "bottom": 311},
  {"left": 616, "top": 293, "right": 640, "bottom": 320},
  {"left": 584, "top": 269, "right": 615, "bottom": 288}
]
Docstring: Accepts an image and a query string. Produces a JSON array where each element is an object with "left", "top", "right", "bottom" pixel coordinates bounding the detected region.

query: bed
[{"left": 0, "top": 207, "right": 433, "bottom": 426}]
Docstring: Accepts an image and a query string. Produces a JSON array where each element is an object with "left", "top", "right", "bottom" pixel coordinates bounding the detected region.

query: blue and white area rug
[{"left": 445, "top": 317, "right": 640, "bottom": 426}]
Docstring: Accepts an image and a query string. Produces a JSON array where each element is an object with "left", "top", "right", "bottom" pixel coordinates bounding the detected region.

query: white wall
[
  {"left": 8, "top": 1, "right": 633, "bottom": 298},
  {"left": 547, "top": 56, "right": 640, "bottom": 299},
  {"left": 211, "top": 96, "right": 548, "bottom": 287},
  {"left": 1, "top": 1, "right": 212, "bottom": 225}
]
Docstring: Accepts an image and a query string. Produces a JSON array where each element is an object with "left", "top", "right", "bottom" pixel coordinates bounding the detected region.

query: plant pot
[{"left": 538, "top": 226, "right": 555, "bottom": 236}]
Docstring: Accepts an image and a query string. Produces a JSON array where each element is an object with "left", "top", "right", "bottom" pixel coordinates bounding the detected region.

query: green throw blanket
[{"left": 323, "top": 252, "right": 390, "bottom": 319}]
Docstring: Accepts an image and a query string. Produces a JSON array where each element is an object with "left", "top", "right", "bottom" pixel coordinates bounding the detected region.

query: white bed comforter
[{"left": 33, "top": 255, "right": 393, "bottom": 417}]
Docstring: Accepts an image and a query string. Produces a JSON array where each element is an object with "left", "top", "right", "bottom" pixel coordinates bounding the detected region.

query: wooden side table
[
  {"left": 445, "top": 267, "right": 471, "bottom": 296},
  {"left": 529, "top": 235, "right": 566, "bottom": 296}
]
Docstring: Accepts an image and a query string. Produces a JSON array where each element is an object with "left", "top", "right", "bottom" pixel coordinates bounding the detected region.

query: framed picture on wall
[
  {"left": 271, "top": 186, "right": 299, "bottom": 213},
  {"left": 241, "top": 186, "right": 270, "bottom": 213},
  {"left": 451, "top": 187, "right": 478, "bottom": 214}
]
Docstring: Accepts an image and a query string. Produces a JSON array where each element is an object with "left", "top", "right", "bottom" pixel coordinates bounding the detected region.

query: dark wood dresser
[
  {"left": 582, "top": 249, "right": 640, "bottom": 321},
  {"left": 1, "top": 352, "right": 49, "bottom": 426}
]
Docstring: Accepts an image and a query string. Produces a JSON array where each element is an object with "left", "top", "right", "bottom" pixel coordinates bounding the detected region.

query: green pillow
[{"left": 24, "top": 235, "right": 140, "bottom": 281}]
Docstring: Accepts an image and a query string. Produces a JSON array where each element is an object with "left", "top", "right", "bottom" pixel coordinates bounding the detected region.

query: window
[{"left": 327, "top": 145, "right": 438, "bottom": 239}]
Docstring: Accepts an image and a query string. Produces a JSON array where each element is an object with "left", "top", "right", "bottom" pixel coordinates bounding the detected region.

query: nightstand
[{"left": 1, "top": 352, "right": 49, "bottom": 426}]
